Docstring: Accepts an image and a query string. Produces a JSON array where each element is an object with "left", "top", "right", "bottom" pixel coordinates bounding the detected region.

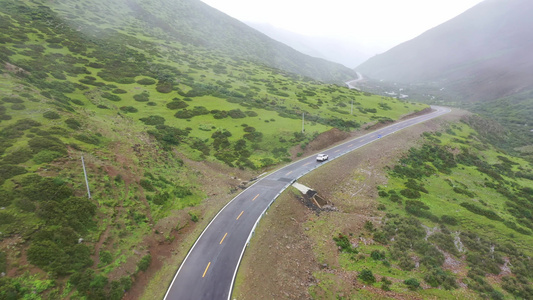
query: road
[
  {"left": 164, "top": 106, "right": 451, "bottom": 300},
  {"left": 345, "top": 72, "right": 364, "bottom": 89}
]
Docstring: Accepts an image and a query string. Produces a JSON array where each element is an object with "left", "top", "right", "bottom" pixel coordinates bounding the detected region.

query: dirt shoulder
[{"left": 233, "top": 108, "right": 468, "bottom": 299}]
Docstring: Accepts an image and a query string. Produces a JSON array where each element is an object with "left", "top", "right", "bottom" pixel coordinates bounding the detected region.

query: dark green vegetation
[
  {"left": 333, "top": 121, "right": 533, "bottom": 298},
  {"left": 0, "top": 0, "right": 426, "bottom": 298}
]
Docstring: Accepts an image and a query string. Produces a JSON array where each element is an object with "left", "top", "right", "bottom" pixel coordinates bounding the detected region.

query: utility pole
[
  {"left": 81, "top": 155, "right": 91, "bottom": 199},
  {"left": 302, "top": 112, "right": 305, "bottom": 133}
]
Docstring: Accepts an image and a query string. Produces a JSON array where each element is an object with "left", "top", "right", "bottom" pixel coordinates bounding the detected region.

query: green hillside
[{"left": 0, "top": 0, "right": 426, "bottom": 299}]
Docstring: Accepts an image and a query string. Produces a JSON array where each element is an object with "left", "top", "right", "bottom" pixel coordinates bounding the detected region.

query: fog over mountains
[
  {"left": 245, "top": 22, "right": 373, "bottom": 68},
  {"left": 356, "top": 0, "right": 533, "bottom": 102}
]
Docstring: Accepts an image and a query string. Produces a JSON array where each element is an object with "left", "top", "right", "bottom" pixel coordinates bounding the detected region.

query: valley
[{"left": 0, "top": 0, "right": 532, "bottom": 299}]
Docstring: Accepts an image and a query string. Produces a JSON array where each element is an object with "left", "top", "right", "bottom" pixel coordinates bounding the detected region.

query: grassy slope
[{"left": 0, "top": 0, "right": 426, "bottom": 299}]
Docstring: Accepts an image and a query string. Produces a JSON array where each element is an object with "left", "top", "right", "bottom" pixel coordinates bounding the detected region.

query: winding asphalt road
[{"left": 164, "top": 106, "right": 451, "bottom": 300}]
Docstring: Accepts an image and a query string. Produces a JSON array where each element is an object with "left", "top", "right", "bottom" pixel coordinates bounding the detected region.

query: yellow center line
[
  {"left": 303, "top": 162, "right": 311, "bottom": 166},
  {"left": 334, "top": 150, "right": 340, "bottom": 153},
  {"left": 286, "top": 171, "right": 293, "bottom": 176},
  {"left": 348, "top": 144, "right": 354, "bottom": 147},
  {"left": 236, "top": 211, "right": 244, "bottom": 220},
  {"left": 220, "top": 232, "right": 228, "bottom": 244},
  {"left": 202, "top": 262, "right": 211, "bottom": 278},
  {"left": 252, "top": 194, "right": 259, "bottom": 201}
]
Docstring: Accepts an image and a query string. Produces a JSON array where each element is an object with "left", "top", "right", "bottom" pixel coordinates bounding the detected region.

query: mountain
[
  {"left": 356, "top": 0, "right": 533, "bottom": 102},
  {"left": 245, "top": 22, "right": 370, "bottom": 68},
  {"left": 0, "top": 0, "right": 426, "bottom": 299},
  {"left": 50, "top": 0, "right": 356, "bottom": 83}
]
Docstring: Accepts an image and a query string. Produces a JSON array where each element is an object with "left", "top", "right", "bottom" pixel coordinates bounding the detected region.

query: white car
[{"left": 316, "top": 154, "right": 328, "bottom": 162}]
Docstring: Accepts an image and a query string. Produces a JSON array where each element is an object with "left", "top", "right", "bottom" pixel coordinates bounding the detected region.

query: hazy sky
[{"left": 201, "top": 0, "right": 485, "bottom": 53}]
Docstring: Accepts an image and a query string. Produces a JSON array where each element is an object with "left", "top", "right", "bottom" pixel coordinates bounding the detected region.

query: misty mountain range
[
  {"left": 356, "top": 0, "right": 533, "bottom": 103},
  {"left": 245, "top": 22, "right": 373, "bottom": 68}
]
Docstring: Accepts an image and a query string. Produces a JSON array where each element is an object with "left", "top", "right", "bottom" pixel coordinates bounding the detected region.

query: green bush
[
  {"left": 440, "top": 215, "right": 458, "bottom": 225},
  {"left": 133, "top": 92, "right": 149, "bottom": 102},
  {"left": 99, "top": 250, "right": 113, "bottom": 265},
  {"left": 166, "top": 100, "right": 188, "bottom": 110},
  {"left": 2, "top": 148, "right": 33, "bottom": 164},
  {"left": 102, "top": 92, "right": 121, "bottom": 102},
  {"left": 65, "top": 118, "right": 81, "bottom": 130},
  {"left": 136, "top": 78, "right": 156, "bottom": 85},
  {"left": 120, "top": 106, "right": 138, "bottom": 113},
  {"left": 112, "top": 88, "right": 127, "bottom": 94},
  {"left": 0, "top": 212, "right": 16, "bottom": 225},
  {"left": 460, "top": 202, "right": 503, "bottom": 221},
  {"left": 400, "top": 188, "right": 421, "bottom": 199},
  {"left": 137, "top": 254, "right": 151, "bottom": 272},
  {"left": 404, "top": 278, "right": 420, "bottom": 290},
  {"left": 370, "top": 250, "right": 386, "bottom": 260},
  {"left": 74, "top": 134, "right": 100, "bottom": 145},
  {"left": 333, "top": 234, "right": 358, "bottom": 254},
  {"left": 428, "top": 232, "right": 459, "bottom": 256},
  {"left": 33, "top": 150, "right": 63, "bottom": 164},
  {"left": 140, "top": 179, "right": 155, "bottom": 192},
  {"left": 189, "top": 211, "right": 199, "bottom": 222},
  {"left": 28, "top": 136, "right": 67, "bottom": 154},
  {"left": 140, "top": 115, "right": 165, "bottom": 126},
  {"left": 43, "top": 111, "right": 60, "bottom": 119},
  {"left": 11, "top": 103, "right": 25, "bottom": 110},
  {"left": 0, "top": 165, "right": 27, "bottom": 184},
  {"left": 0, "top": 251, "right": 6, "bottom": 273},
  {"left": 358, "top": 269, "right": 376, "bottom": 284},
  {"left": 15, "top": 198, "right": 36, "bottom": 212}
]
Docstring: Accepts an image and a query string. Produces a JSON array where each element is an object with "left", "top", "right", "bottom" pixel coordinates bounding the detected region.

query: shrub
[
  {"left": 440, "top": 215, "right": 458, "bottom": 225},
  {"left": 74, "top": 134, "right": 100, "bottom": 145},
  {"left": 15, "top": 198, "right": 36, "bottom": 212},
  {"left": 99, "top": 250, "right": 113, "bottom": 265},
  {"left": 11, "top": 103, "right": 25, "bottom": 110},
  {"left": 27, "top": 136, "right": 67, "bottom": 154},
  {"left": 460, "top": 202, "right": 503, "bottom": 221},
  {"left": 228, "top": 109, "right": 246, "bottom": 118},
  {"left": 400, "top": 188, "right": 421, "bottom": 199},
  {"left": 189, "top": 211, "right": 199, "bottom": 222},
  {"left": 399, "top": 256, "right": 416, "bottom": 271},
  {"left": 139, "top": 115, "right": 165, "bottom": 126},
  {"left": 156, "top": 82, "right": 173, "bottom": 93},
  {"left": 140, "top": 179, "right": 155, "bottom": 192},
  {"left": 358, "top": 269, "right": 376, "bottom": 284},
  {"left": 0, "top": 251, "right": 6, "bottom": 273},
  {"left": 102, "top": 92, "right": 121, "bottom": 102},
  {"left": 33, "top": 150, "right": 63, "bottom": 164},
  {"left": 166, "top": 100, "right": 188, "bottom": 110},
  {"left": 43, "top": 111, "right": 60, "bottom": 119},
  {"left": 404, "top": 278, "right": 420, "bottom": 290},
  {"left": 0, "top": 165, "right": 27, "bottom": 184},
  {"left": 0, "top": 212, "right": 16, "bottom": 225},
  {"left": 333, "top": 234, "right": 358, "bottom": 254},
  {"left": 112, "top": 89, "right": 127, "bottom": 94},
  {"left": 370, "top": 250, "right": 386, "bottom": 260},
  {"left": 120, "top": 106, "right": 138, "bottom": 113},
  {"left": 136, "top": 78, "right": 156, "bottom": 85},
  {"left": 65, "top": 118, "right": 81, "bottom": 130},
  {"left": 133, "top": 93, "right": 149, "bottom": 102}
]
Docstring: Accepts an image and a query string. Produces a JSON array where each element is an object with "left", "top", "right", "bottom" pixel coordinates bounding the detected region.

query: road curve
[{"left": 164, "top": 106, "right": 451, "bottom": 300}]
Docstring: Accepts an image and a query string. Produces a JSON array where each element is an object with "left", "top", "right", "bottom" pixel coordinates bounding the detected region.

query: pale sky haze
[{"left": 201, "top": 0, "right": 485, "bottom": 54}]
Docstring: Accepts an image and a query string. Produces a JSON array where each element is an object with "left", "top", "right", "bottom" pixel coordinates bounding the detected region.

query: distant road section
[
  {"left": 345, "top": 72, "right": 363, "bottom": 89},
  {"left": 164, "top": 106, "right": 451, "bottom": 300}
]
